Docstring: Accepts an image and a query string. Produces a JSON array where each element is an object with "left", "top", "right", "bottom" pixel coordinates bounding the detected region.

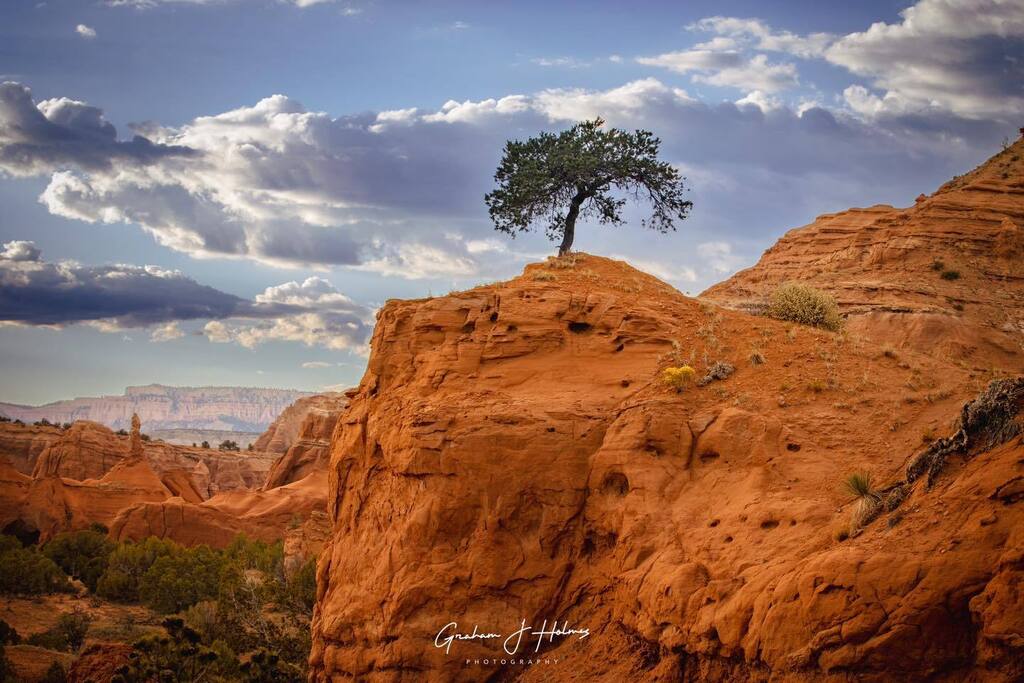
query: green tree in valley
[{"left": 485, "top": 117, "right": 692, "bottom": 255}]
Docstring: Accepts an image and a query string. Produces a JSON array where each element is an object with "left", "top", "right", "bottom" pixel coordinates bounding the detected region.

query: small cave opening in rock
[
  {"left": 699, "top": 450, "right": 720, "bottom": 462},
  {"left": 601, "top": 471, "right": 630, "bottom": 496},
  {"left": 490, "top": 312, "right": 499, "bottom": 323},
  {"left": 760, "top": 519, "right": 780, "bottom": 530},
  {"left": 461, "top": 322, "right": 475, "bottom": 333},
  {"left": 786, "top": 443, "right": 802, "bottom": 452},
  {"left": 567, "top": 321, "right": 592, "bottom": 333}
]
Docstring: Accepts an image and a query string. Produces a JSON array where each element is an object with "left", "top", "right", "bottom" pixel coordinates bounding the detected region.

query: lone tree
[{"left": 485, "top": 118, "right": 692, "bottom": 256}]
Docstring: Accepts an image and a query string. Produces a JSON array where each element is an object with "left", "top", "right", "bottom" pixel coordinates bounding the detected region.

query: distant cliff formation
[{"left": 0, "top": 384, "right": 313, "bottom": 431}]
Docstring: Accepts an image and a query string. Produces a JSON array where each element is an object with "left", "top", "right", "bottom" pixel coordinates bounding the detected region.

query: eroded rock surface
[{"left": 309, "top": 252, "right": 1024, "bottom": 681}]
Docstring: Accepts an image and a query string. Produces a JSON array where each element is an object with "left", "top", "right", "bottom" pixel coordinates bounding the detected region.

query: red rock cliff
[{"left": 309, "top": 252, "right": 1024, "bottom": 681}]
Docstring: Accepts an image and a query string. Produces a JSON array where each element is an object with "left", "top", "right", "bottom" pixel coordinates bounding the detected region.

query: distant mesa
[{"left": 0, "top": 383, "right": 313, "bottom": 432}]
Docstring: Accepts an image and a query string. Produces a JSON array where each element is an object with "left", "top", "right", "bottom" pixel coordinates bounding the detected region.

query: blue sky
[{"left": 1, "top": 0, "right": 1021, "bottom": 404}]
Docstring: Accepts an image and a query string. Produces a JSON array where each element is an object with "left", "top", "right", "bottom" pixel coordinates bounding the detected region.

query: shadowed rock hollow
[{"left": 309, "top": 246, "right": 1024, "bottom": 680}]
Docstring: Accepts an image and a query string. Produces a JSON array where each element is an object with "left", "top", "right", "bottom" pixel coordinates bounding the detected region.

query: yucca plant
[{"left": 844, "top": 471, "right": 882, "bottom": 536}]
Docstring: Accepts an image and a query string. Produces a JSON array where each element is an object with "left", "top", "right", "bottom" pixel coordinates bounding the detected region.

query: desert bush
[
  {"left": 930, "top": 259, "right": 945, "bottom": 271},
  {"left": 279, "top": 558, "right": 317, "bottom": 616},
  {"left": 748, "top": 350, "right": 766, "bottom": 366},
  {"left": 26, "top": 612, "right": 91, "bottom": 652},
  {"left": 768, "top": 283, "right": 841, "bottom": 331},
  {"left": 661, "top": 366, "right": 696, "bottom": 392},
  {"left": 0, "top": 545, "right": 73, "bottom": 595},
  {"left": 218, "top": 440, "right": 240, "bottom": 452},
  {"left": 43, "top": 529, "right": 114, "bottom": 592},
  {"left": 940, "top": 269, "right": 961, "bottom": 281}
]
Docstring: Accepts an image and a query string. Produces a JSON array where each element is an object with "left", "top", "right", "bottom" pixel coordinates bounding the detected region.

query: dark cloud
[
  {"left": 0, "top": 241, "right": 372, "bottom": 352},
  {"left": 0, "top": 82, "right": 195, "bottom": 177}
]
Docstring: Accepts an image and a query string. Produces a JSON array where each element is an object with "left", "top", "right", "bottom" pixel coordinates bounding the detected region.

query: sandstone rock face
[
  {"left": 110, "top": 470, "right": 329, "bottom": 548},
  {"left": 254, "top": 392, "right": 346, "bottom": 454},
  {"left": 309, "top": 253, "right": 1024, "bottom": 681},
  {"left": 0, "top": 384, "right": 311, "bottom": 432},
  {"left": 262, "top": 394, "right": 347, "bottom": 489},
  {"left": 703, "top": 138, "right": 1024, "bottom": 372},
  {"left": 31, "top": 421, "right": 129, "bottom": 481},
  {"left": 0, "top": 421, "right": 62, "bottom": 474}
]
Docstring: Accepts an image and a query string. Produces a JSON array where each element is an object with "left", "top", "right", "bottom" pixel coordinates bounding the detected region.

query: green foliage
[
  {"left": 96, "top": 537, "right": 177, "bottom": 602},
  {"left": 26, "top": 612, "right": 91, "bottom": 652},
  {"left": 112, "top": 618, "right": 238, "bottom": 683},
  {"left": 240, "top": 649, "right": 304, "bottom": 682},
  {"left": 485, "top": 118, "right": 692, "bottom": 254},
  {"left": 843, "top": 472, "right": 878, "bottom": 500},
  {"left": 768, "top": 283, "right": 842, "bottom": 331},
  {"left": 43, "top": 529, "right": 115, "bottom": 592},
  {"left": 218, "top": 439, "right": 240, "bottom": 451},
  {"left": 139, "top": 545, "right": 223, "bottom": 613},
  {"left": 0, "top": 544, "right": 73, "bottom": 595},
  {"left": 279, "top": 558, "right": 316, "bottom": 616}
]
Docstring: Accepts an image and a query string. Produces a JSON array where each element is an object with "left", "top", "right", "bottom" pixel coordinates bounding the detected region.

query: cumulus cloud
[
  {"left": 75, "top": 24, "right": 97, "bottom": 39},
  {"left": 637, "top": 51, "right": 798, "bottom": 93},
  {"left": 824, "top": 0, "right": 1024, "bottom": 119},
  {"left": 150, "top": 321, "right": 184, "bottom": 342},
  {"left": 202, "top": 276, "right": 370, "bottom": 352},
  {"left": 0, "top": 82, "right": 193, "bottom": 176},
  {"left": 688, "top": 16, "right": 835, "bottom": 59},
  {"left": 0, "top": 240, "right": 371, "bottom": 351}
]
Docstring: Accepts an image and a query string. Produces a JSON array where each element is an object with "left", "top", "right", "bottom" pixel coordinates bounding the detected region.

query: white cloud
[
  {"left": 825, "top": 0, "right": 1024, "bottom": 119},
  {"left": 697, "top": 241, "right": 741, "bottom": 274},
  {"left": 637, "top": 51, "right": 798, "bottom": 93},
  {"left": 75, "top": 24, "right": 97, "bottom": 39},
  {"left": 301, "top": 361, "right": 333, "bottom": 368},
  {"left": 735, "top": 90, "right": 782, "bottom": 113},
  {"left": 688, "top": 17, "right": 835, "bottom": 59},
  {"left": 150, "top": 321, "right": 184, "bottom": 342},
  {"left": 203, "top": 276, "right": 371, "bottom": 352}
]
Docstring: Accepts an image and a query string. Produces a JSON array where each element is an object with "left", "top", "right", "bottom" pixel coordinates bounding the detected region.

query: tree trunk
[{"left": 559, "top": 196, "right": 583, "bottom": 256}]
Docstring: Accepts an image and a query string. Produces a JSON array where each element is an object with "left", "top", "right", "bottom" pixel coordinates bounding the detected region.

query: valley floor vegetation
[{"left": 0, "top": 527, "right": 315, "bottom": 682}]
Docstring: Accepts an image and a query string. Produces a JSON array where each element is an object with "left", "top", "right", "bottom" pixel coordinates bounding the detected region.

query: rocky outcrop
[
  {"left": 703, "top": 137, "right": 1024, "bottom": 372},
  {"left": 309, "top": 253, "right": 1023, "bottom": 681},
  {"left": 262, "top": 394, "right": 347, "bottom": 489},
  {"left": 20, "top": 419, "right": 275, "bottom": 497},
  {"left": 31, "top": 421, "right": 129, "bottom": 481},
  {"left": 0, "top": 421, "right": 62, "bottom": 474},
  {"left": 253, "top": 392, "right": 346, "bottom": 454},
  {"left": 0, "top": 384, "right": 311, "bottom": 432},
  {"left": 110, "top": 469, "right": 328, "bottom": 549}
]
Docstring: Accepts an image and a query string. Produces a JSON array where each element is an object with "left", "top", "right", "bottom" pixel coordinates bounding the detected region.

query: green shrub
[
  {"left": 0, "top": 546, "right": 72, "bottom": 595},
  {"left": 96, "top": 537, "right": 177, "bottom": 603},
  {"left": 111, "top": 618, "right": 239, "bottom": 683},
  {"left": 43, "top": 529, "right": 114, "bottom": 592},
  {"left": 767, "top": 283, "right": 842, "bottom": 331},
  {"left": 279, "top": 558, "right": 317, "bottom": 616},
  {"left": 139, "top": 545, "right": 223, "bottom": 614},
  {"left": 940, "top": 269, "right": 961, "bottom": 281},
  {"left": 26, "top": 612, "right": 91, "bottom": 652}
]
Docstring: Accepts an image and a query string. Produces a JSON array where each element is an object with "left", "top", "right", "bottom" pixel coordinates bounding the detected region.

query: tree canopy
[{"left": 484, "top": 118, "right": 692, "bottom": 255}]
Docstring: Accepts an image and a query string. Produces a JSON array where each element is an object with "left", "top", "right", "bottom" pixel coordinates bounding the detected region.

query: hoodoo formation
[{"left": 308, "top": 140, "right": 1024, "bottom": 681}]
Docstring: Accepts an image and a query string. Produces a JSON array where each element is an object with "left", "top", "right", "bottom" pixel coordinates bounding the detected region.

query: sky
[{"left": 0, "top": 0, "right": 1021, "bottom": 405}]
